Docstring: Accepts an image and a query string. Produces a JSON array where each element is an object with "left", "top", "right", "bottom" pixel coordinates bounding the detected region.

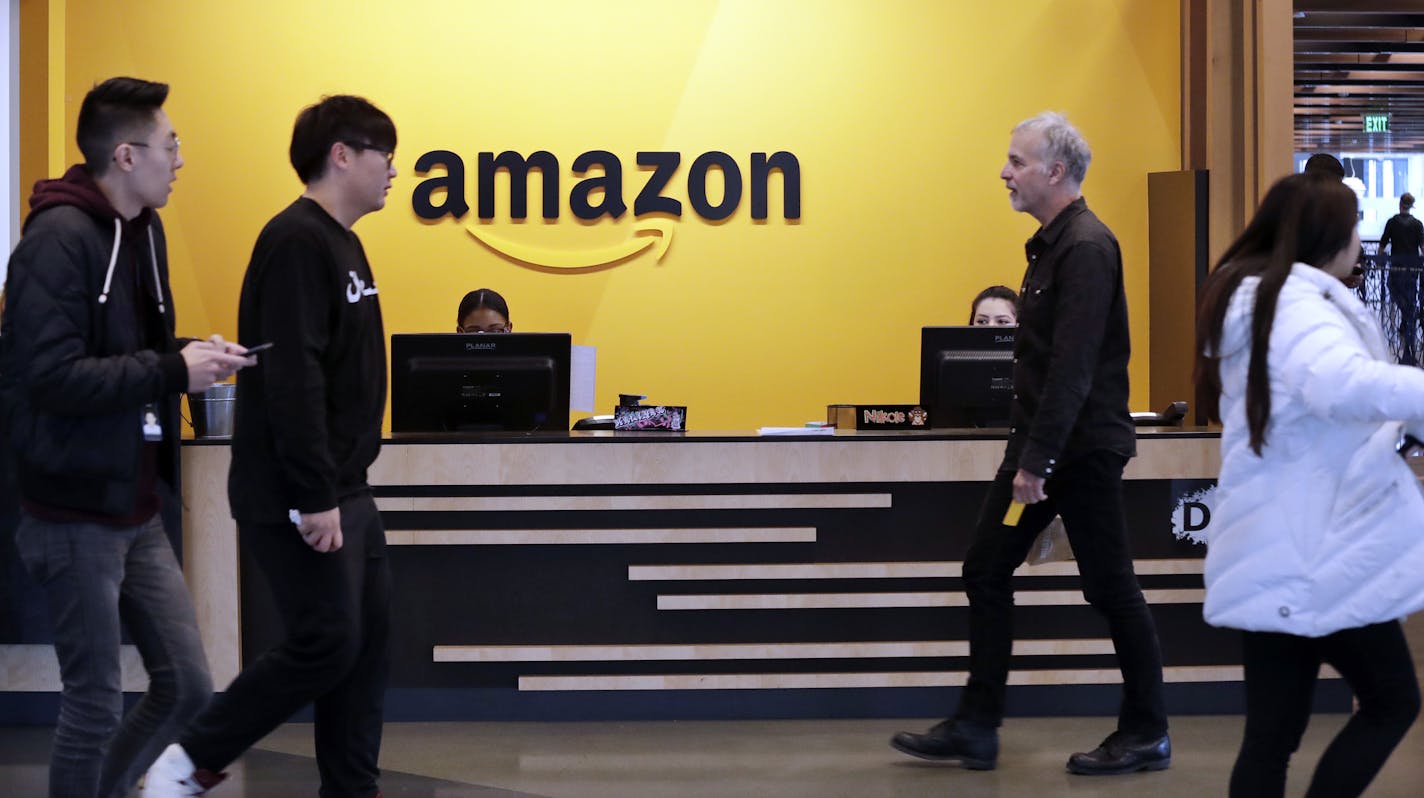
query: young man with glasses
[
  {"left": 0, "top": 76, "right": 252, "bottom": 798},
  {"left": 144, "top": 95, "right": 398, "bottom": 798}
]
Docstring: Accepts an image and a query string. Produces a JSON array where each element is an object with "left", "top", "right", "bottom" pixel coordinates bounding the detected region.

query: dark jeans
[
  {"left": 181, "top": 492, "right": 391, "bottom": 798},
  {"left": 1230, "top": 622, "right": 1419, "bottom": 798},
  {"left": 1387, "top": 262, "right": 1420, "bottom": 366},
  {"left": 953, "top": 450, "right": 1168, "bottom": 735},
  {"left": 14, "top": 511, "right": 212, "bottom": 798}
]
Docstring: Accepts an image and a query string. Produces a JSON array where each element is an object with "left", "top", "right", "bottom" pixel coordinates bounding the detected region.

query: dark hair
[
  {"left": 968, "top": 285, "right": 1019, "bottom": 323},
  {"left": 457, "top": 288, "right": 511, "bottom": 327},
  {"left": 1403, "top": 193, "right": 1416, "bottom": 210},
  {"left": 76, "top": 77, "right": 170, "bottom": 176},
  {"left": 289, "top": 95, "right": 396, "bottom": 184},
  {"left": 1303, "top": 153, "right": 1345, "bottom": 179},
  {"left": 1194, "top": 173, "right": 1359, "bottom": 454}
]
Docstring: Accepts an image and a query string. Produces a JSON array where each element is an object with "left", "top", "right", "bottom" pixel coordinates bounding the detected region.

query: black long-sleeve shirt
[
  {"left": 1381, "top": 211, "right": 1423, "bottom": 266},
  {"left": 228, "top": 197, "right": 387, "bottom": 523},
  {"left": 1006, "top": 197, "right": 1135, "bottom": 478}
]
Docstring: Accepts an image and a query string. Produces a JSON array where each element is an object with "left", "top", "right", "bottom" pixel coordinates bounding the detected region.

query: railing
[{"left": 1356, "top": 240, "right": 1424, "bottom": 366}]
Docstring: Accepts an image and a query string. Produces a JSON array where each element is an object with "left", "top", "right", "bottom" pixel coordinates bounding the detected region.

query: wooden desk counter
[
  {"left": 0, "top": 429, "right": 1254, "bottom": 720},
  {"left": 167, "top": 429, "right": 1268, "bottom": 721}
]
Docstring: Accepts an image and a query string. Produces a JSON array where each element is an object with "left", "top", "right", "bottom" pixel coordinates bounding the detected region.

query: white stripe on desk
[
  {"left": 517, "top": 665, "right": 1300, "bottom": 691},
  {"left": 375, "top": 493, "right": 891, "bottom": 513},
  {"left": 387, "top": 527, "right": 817, "bottom": 546},
  {"left": 654, "top": 588, "right": 1205, "bottom": 610},
  {"left": 628, "top": 558, "right": 1205, "bottom": 581},
  {"left": 433, "top": 638, "right": 1116, "bottom": 663}
]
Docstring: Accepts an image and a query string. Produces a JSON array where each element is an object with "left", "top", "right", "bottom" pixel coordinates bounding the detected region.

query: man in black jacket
[
  {"left": 890, "top": 112, "right": 1169, "bottom": 775},
  {"left": 144, "top": 96, "right": 398, "bottom": 798},
  {"left": 1382, "top": 193, "right": 1424, "bottom": 365},
  {"left": 0, "top": 77, "right": 251, "bottom": 798}
]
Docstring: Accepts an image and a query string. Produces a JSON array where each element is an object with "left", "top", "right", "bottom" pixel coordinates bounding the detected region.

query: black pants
[
  {"left": 1387, "top": 261, "right": 1421, "bottom": 366},
  {"left": 1230, "top": 621, "right": 1419, "bottom": 798},
  {"left": 953, "top": 450, "right": 1168, "bottom": 735},
  {"left": 181, "top": 492, "right": 391, "bottom": 798}
]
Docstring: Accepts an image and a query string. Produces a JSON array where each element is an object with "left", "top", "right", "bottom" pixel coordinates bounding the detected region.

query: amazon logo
[{"left": 411, "top": 149, "right": 801, "bottom": 270}]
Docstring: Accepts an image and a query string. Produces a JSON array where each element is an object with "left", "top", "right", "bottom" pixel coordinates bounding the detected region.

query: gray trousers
[{"left": 15, "top": 511, "right": 212, "bottom": 798}]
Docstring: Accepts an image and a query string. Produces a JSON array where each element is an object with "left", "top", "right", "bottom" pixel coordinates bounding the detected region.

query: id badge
[{"left": 141, "top": 403, "right": 163, "bottom": 442}]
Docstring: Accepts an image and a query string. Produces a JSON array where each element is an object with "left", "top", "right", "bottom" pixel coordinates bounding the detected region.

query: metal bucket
[{"left": 188, "top": 383, "right": 236, "bottom": 439}]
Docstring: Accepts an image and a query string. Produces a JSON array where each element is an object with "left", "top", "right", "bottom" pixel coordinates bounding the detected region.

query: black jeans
[
  {"left": 181, "top": 492, "right": 391, "bottom": 798},
  {"left": 1387, "top": 260, "right": 1421, "bottom": 366},
  {"left": 953, "top": 450, "right": 1168, "bottom": 735},
  {"left": 1230, "top": 621, "right": 1419, "bottom": 798}
]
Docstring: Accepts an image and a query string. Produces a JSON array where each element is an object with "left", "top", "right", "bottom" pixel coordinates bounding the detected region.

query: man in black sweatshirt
[
  {"left": 144, "top": 96, "right": 397, "bottom": 798},
  {"left": 1382, "top": 192, "right": 1424, "bottom": 365},
  {"left": 0, "top": 77, "right": 251, "bottom": 798}
]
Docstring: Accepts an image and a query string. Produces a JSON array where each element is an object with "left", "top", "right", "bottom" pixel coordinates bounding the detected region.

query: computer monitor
[
  {"left": 390, "top": 333, "right": 571, "bottom": 433},
  {"left": 919, "top": 326, "right": 1016, "bottom": 428}
]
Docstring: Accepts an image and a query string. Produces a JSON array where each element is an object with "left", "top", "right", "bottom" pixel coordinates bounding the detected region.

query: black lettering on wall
[
  {"left": 569, "top": 150, "right": 627, "bottom": 220},
  {"left": 751, "top": 151, "right": 801, "bottom": 220},
  {"left": 478, "top": 150, "right": 560, "bottom": 220},
  {"left": 411, "top": 150, "right": 469, "bottom": 220},
  {"left": 634, "top": 151, "right": 683, "bottom": 216},
  {"left": 687, "top": 151, "right": 742, "bottom": 221}
]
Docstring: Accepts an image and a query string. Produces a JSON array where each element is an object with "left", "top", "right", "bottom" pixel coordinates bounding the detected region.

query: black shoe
[
  {"left": 1066, "top": 731, "right": 1171, "bottom": 775},
  {"left": 889, "top": 720, "right": 999, "bottom": 770}
]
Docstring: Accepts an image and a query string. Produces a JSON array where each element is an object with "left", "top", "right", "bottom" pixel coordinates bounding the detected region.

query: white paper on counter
[
  {"left": 757, "top": 426, "right": 835, "bottom": 436},
  {"left": 570, "top": 345, "right": 596, "bottom": 412}
]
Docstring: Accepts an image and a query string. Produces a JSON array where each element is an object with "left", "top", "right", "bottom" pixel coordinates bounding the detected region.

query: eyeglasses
[
  {"left": 458, "top": 325, "right": 510, "bottom": 334},
  {"left": 122, "top": 137, "right": 181, "bottom": 159},
  {"left": 342, "top": 140, "right": 395, "bottom": 168}
]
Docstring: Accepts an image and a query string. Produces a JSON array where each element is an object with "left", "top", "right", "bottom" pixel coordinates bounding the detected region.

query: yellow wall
[{"left": 35, "top": 0, "right": 1180, "bottom": 430}]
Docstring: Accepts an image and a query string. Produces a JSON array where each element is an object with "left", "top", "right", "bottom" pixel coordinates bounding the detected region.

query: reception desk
[
  {"left": 179, "top": 428, "right": 1311, "bottom": 721},
  {"left": 8, "top": 429, "right": 1342, "bottom": 721}
]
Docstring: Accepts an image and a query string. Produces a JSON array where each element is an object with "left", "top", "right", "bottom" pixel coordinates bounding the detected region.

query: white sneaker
[{"left": 140, "top": 743, "right": 223, "bottom": 796}]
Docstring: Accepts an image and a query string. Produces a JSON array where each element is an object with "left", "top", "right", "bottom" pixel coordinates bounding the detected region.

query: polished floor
[
  {"left": 4, "top": 713, "right": 1424, "bottom": 797},
  {"left": 8, "top": 615, "right": 1424, "bottom": 796}
]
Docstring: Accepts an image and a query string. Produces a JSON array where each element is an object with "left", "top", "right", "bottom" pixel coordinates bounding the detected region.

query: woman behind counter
[
  {"left": 1195, "top": 171, "right": 1424, "bottom": 797},
  {"left": 969, "top": 285, "right": 1018, "bottom": 326},
  {"left": 456, "top": 288, "right": 512, "bottom": 333}
]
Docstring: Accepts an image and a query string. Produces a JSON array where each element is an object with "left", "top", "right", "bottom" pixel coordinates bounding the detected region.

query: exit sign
[{"left": 1364, "top": 113, "right": 1390, "bottom": 133}]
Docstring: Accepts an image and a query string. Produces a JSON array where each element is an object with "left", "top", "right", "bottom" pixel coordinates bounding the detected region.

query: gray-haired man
[{"left": 890, "top": 112, "right": 1170, "bottom": 775}]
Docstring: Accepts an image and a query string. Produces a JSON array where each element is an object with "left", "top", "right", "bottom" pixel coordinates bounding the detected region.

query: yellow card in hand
[{"left": 1002, "top": 501, "right": 1025, "bottom": 526}]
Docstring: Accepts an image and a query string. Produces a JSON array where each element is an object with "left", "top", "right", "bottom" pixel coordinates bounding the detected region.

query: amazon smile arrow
[{"left": 466, "top": 219, "right": 674, "bottom": 270}]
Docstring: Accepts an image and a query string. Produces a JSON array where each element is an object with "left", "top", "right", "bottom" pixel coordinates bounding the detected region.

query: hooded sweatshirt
[{"left": 0, "top": 165, "right": 188, "bottom": 523}]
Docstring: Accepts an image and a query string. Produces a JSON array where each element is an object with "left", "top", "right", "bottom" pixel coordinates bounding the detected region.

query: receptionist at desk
[
  {"left": 456, "top": 287, "right": 512, "bottom": 333},
  {"left": 970, "top": 285, "right": 1019, "bottom": 327},
  {"left": 391, "top": 289, "right": 570, "bottom": 433}
]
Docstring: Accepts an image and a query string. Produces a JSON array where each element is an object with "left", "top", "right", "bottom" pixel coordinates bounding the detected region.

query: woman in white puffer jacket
[{"left": 1196, "top": 172, "right": 1424, "bottom": 798}]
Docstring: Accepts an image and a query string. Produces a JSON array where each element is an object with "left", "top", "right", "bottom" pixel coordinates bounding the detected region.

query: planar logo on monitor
[
  {"left": 411, "top": 149, "right": 801, "bottom": 271},
  {"left": 464, "top": 341, "right": 498, "bottom": 351}
]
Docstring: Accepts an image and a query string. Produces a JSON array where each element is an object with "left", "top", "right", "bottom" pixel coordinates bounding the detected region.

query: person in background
[
  {"left": 1195, "top": 171, "right": 1424, "bottom": 797},
  {"left": 457, "top": 287, "right": 512, "bottom": 333},
  {"left": 143, "top": 95, "right": 398, "bottom": 797},
  {"left": 890, "top": 111, "right": 1169, "bottom": 775},
  {"left": 0, "top": 77, "right": 250, "bottom": 798},
  {"left": 1381, "top": 192, "right": 1424, "bottom": 365},
  {"left": 1301, "top": 153, "right": 1365, "bottom": 292},
  {"left": 969, "top": 285, "right": 1019, "bottom": 326},
  {"left": 1303, "top": 152, "right": 1345, "bottom": 179}
]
